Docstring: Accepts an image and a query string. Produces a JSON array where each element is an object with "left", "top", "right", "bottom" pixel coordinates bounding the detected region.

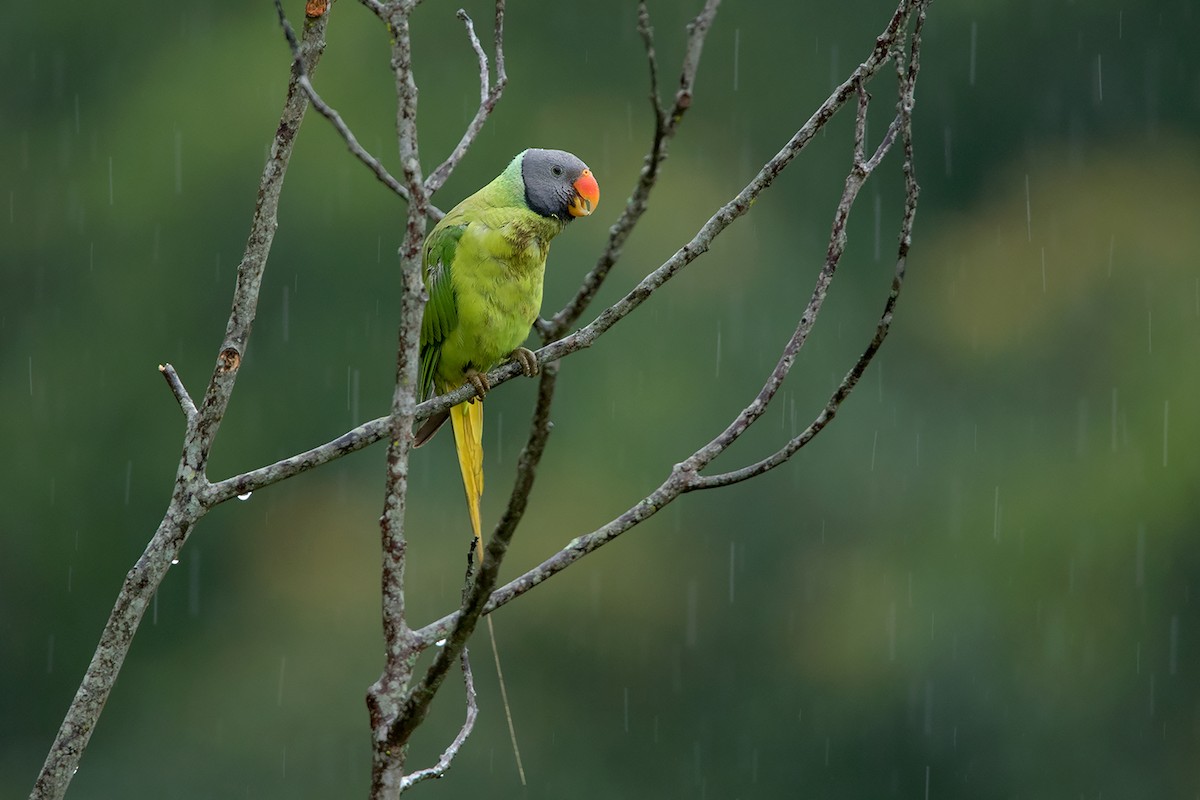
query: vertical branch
[
  {"left": 366, "top": 2, "right": 428, "bottom": 797},
  {"left": 29, "top": 7, "right": 333, "bottom": 800}
]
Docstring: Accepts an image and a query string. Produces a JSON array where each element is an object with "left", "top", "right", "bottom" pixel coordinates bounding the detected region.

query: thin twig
[
  {"left": 425, "top": 2, "right": 508, "bottom": 195},
  {"left": 29, "top": 10, "right": 333, "bottom": 800},
  {"left": 158, "top": 363, "right": 197, "bottom": 421},
  {"left": 397, "top": 650, "right": 479, "bottom": 792}
]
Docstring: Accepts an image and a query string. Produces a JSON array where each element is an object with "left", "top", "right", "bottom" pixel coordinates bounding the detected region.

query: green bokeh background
[{"left": 4, "top": 1, "right": 1199, "bottom": 797}]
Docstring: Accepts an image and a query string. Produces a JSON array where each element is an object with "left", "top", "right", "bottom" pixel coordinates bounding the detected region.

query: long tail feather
[
  {"left": 449, "top": 400, "right": 485, "bottom": 561},
  {"left": 448, "top": 398, "right": 527, "bottom": 784}
]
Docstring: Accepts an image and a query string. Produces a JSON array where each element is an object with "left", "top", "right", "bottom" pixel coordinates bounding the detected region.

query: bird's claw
[
  {"left": 465, "top": 369, "right": 490, "bottom": 401},
  {"left": 510, "top": 347, "right": 539, "bottom": 378}
]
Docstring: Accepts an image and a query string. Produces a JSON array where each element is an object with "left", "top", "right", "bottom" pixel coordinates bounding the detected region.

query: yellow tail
[
  {"left": 449, "top": 399, "right": 485, "bottom": 562},
  {"left": 448, "top": 396, "right": 527, "bottom": 784}
]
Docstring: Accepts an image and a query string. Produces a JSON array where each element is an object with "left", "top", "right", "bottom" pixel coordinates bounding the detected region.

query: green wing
[{"left": 418, "top": 221, "right": 467, "bottom": 400}]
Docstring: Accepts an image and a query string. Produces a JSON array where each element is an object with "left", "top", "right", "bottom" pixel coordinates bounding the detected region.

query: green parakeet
[{"left": 414, "top": 148, "right": 600, "bottom": 558}]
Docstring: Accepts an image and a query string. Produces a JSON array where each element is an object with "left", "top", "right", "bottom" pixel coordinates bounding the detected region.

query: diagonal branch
[
  {"left": 397, "top": 650, "right": 479, "bottom": 792},
  {"left": 29, "top": 8, "right": 334, "bottom": 800},
  {"left": 158, "top": 363, "right": 197, "bottom": 422}
]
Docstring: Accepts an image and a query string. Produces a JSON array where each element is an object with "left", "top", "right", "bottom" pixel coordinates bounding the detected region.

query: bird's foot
[
  {"left": 465, "top": 369, "right": 490, "bottom": 402},
  {"left": 509, "top": 347, "right": 539, "bottom": 378}
]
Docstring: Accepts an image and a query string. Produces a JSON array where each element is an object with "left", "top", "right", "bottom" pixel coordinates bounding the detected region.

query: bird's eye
[{"left": 551, "top": 165, "right": 564, "bottom": 177}]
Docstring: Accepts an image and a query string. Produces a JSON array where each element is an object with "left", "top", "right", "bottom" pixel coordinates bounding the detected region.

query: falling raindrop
[
  {"left": 1095, "top": 54, "right": 1104, "bottom": 103},
  {"left": 870, "top": 430, "right": 879, "bottom": 471},
  {"left": 1110, "top": 388, "right": 1119, "bottom": 452},
  {"left": 727, "top": 541, "right": 735, "bottom": 604},
  {"left": 188, "top": 549, "right": 201, "bottom": 617},
  {"left": 237, "top": 491, "right": 252, "bottom": 501},
  {"left": 873, "top": 191, "right": 881, "bottom": 261},
  {"left": 992, "top": 485, "right": 1001, "bottom": 541},
  {"left": 887, "top": 601, "right": 896, "bottom": 661},
  {"left": 174, "top": 128, "right": 183, "bottom": 194},
  {"left": 714, "top": 320, "right": 721, "bottom": 379},
  {"left": 968, "top": 21, "right": 977, "bottom": 86},
  {"left": 1135, "top": 525, "right": 1146, "bottom": 587},
  {"left": 943, "top": 126, "right": 952, "bottom": 177},
  {"left": 1169, "top": 616, "right": 1179, "bottom": 676},
  {"left": 732, "top": 28, "right": 740, "bottom": 91},
  {"left": 1024, "top": 174, "right": 1032, "bottom": 241},
  {"left": 1161, "top": 399, "right": 1169, "bottom": 467},
  {"left": 685, "top": 580, "right": 698, "bottom": 647}
]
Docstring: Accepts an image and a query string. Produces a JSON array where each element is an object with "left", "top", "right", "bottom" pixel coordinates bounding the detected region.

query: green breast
[{"left": 433, "top": 208, "right": 564, "bottom": 390}]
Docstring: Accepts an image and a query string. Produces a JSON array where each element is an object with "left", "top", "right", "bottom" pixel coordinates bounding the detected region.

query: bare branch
[
  {"left": 424, "top": 2, "right": 508, "bottom": 195},
  {"left": 275, "top": 0, "right": 450, "bottom": 221},
  {"left": 414, "top": 0, "right": 929, "bottom": 648},
  {"left": 691, "top": 3, "right": 925, "bottom": 490},
  {"left": 30, "top": 10, "right": 333, "bottom": 800},
  {"left": 158, "top": 363, "right": 197, "bottom": 421},
  {"left": 540, "top": 0, "right": 719, "bottom": 341},
  {"left": 397, "top": 650, "right": 479, "bottom": 792},
  {"left": 366, "top": 2, "right": 429, "bottom": 795}
]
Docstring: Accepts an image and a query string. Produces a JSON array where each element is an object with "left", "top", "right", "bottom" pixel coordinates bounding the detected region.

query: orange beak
[{"left": 568, "top": 168, "right": 599, "bottom": 217}]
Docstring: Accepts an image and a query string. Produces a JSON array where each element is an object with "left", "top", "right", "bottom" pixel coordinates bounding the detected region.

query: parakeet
[{"left": 414, "top": 148, "right": 599, "bottom": 560}]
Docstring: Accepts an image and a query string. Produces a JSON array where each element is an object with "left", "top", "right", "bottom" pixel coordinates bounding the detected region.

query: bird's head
[{"left": 520, "top": 148, "right": 599, "bottom": 222}]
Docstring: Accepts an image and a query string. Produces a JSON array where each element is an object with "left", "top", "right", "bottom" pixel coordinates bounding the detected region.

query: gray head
[{"left": 520, "top": 148, "right": 600, "bottom": 221}]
